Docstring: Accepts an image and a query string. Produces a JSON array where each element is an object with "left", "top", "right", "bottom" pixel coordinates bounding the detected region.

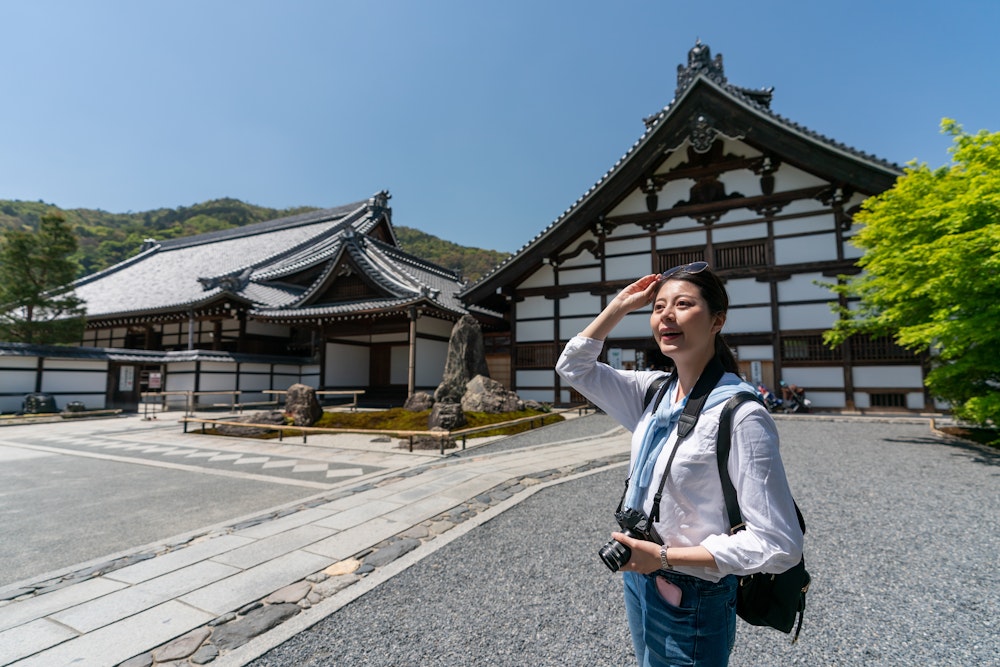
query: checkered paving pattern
[{"left": 5, "top": 431, "right": 375, "bottom": 484}]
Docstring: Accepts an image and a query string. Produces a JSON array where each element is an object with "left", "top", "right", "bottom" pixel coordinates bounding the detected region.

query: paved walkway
[{"left": 0, "top": 410, "right": 628, "bottom": 666}]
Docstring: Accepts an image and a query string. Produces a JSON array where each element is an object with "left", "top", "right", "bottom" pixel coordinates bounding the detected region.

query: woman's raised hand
[{"left": 612, "top": 274, "right": 662, "bottom": 313}]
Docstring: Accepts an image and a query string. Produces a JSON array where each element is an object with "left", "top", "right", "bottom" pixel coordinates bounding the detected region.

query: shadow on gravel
[{"left": 885, "top": 433, "right": 1000, "bottom": 467}]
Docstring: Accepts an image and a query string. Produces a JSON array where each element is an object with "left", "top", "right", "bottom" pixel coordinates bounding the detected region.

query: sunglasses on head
[{"left": 660, "top": 261, "right": 709, "bottom": 280}]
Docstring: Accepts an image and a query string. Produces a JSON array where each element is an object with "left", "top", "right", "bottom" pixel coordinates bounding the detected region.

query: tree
[
  {"left": 0, "top": 213, "right": 87, "bottom": 344},
  {"left": 824, "top": 120, "right": 1000, "bottom": 426}
]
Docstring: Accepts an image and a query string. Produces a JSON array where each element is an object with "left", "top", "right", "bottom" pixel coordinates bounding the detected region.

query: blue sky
[{"left": 1, "top": 1, "right": 996, "bottom": 253}]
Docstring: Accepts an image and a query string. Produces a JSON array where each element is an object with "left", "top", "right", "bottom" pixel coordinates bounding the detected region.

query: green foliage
[
  {"left": 394, "top": 227, "right": 508, "bottom": 282},
  {"left": 0, "top": 199, "right": 507, "bottom": 283},
  {"left": 0, "top": 213, "right": 87, "bottom": 344},
  {"left": 824, "top": 120, "right": 1000, "bottom": 425}
]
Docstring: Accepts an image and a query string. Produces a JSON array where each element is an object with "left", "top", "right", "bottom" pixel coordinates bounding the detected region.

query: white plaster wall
[
  {"left": 778, "top": 273, "right": 832, "bottom": 302},
  {"left": 370, "top": 333, "right": 407, "bottom": 344},
  {"left": 802, "top": 391, "right": 846, "bottom": 409},
  {"left": 611, "top": 188, "right": 651, "bottom": 216},
  {"left": 712, "top": 222, "right": 768, "bottom": 243},
  {"left": 556, "top": 266, "right": 601, "bottom": 285},
  {"left": 779, "top": 303, "right": 836, "bottom": 330},
  {"left": 199, "top": 361, "right": 232, "bottom": 373},
  {"left": 559, "top": 316, "right": 596, "bottom": 340},
  {"left": 852, "top": 365, "right": 924, "bottom": 388},
  {"left": 657, "top": 230, "right": 708, "bottom": 249},
  {"left": 519, "top": 264, "right": 554, "bottom": 289},
  {"left": 516, "top": 369, "right": 555, "bottom": 387},
  {"left": 726, "top": 278, "right": 770, "bottom": 306},
  {"left": 774, "top": 213, "right": 834, "bottom": 236},
  {"left": 2, "top": 357, "right": 37, "bottom": 369},
  {"left": 273, "top": 373, "right": 301, "bottom": 390},
  {"left": 516, "top": 319, "right": 553, "bottom": 342},
  {"left": 784, "top": 366, "right": 844, "bottom": 388},
  {"left": 724, "top": 306, "right": 772, "bottom": 333},
  {"left": 606, "top": 253, "right": 654, "bottom": 280},
  {"left": 164, "top": 371, "right": 196, "bottom": 392},
  {"left": 773, "top": 164, "right": 827, "bottom": 190},
  {"left": 519, "top": 295, "right": 553, "bottom": 319},
  {"left": 326, "top": 342, "right": 369, "bottom": 385},
  {"left": 605, "top": 235, "right": 651, "bottom": 255},
  {"left": 416, "top": 338, "right": 448, "bottom": 386},
  {"left": 560, "top": 292, "right": 602, "bottom": 317},
  {"left": 777, "top": 199, "right": 827, "bottom": 217},
  {"left": 735, "top": 345, "right": 774, "bottom": 361},
  {"left": 240, "top": 363, "right": 271, "bottom": 374},
  {"left": 170, "top": 362, "right": 197, "bottom": 373},
  {"left": 775, "top": 234, "right": 839, "bottom": 265},
  {"left": 198, "top": 372, "right": 238, "bottom": 392},
  {"left": 43, "top": 359, "right": 105, "bottom": 371},
  {"left": 607, "top": 311, "right": 653, "bottom": 339},
  {"left": 40, "top": 370, "right": 106, "bottom": 394}
]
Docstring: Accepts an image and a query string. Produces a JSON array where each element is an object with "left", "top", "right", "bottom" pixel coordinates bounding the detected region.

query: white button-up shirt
[{"left": 556, "top": 335, "right": 803, "bottom": 582}]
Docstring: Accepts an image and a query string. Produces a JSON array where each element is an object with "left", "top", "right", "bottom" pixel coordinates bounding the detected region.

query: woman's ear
[{"left": 711, "top": 312, "right": 727, "bottom": 334}]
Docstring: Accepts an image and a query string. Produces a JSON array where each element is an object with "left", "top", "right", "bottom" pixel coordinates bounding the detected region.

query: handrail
[{"left": 180, "top": 405, "right": 584, "bottom": 455}]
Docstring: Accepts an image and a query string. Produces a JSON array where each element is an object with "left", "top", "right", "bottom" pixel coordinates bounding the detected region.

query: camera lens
[{"left": 598, "top": 537, "right": 631, "bottom": 572}]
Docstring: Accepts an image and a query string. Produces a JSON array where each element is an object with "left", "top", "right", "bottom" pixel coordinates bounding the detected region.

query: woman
[{"left": 555, "top": 263, "right": 803, "bottom": 666}]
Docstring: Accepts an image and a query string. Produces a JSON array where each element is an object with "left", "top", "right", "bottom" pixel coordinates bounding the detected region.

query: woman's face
[{"left": 649, "top": 278, "right": 725, "bottom": 365}]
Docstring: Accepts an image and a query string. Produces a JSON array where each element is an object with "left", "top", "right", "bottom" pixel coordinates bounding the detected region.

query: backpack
[{"left": 717, "top": 392, "right": 810, "bottom": 642}]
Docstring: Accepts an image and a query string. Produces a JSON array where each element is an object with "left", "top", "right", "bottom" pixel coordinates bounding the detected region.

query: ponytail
[{"left": 715, "top": 334, "right": 740, "bottom": 374}]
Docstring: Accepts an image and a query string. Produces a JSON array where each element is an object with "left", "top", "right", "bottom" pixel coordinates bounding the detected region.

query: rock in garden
[
  {"left": 434, "top": 315, "right": 490, "bottom": 403},
  {"left": 403, "top": 391, "right": 434, "bottom": 411},
  {"left": 284, "top": 383, "right": 323, "bottom": 426},
  {"left": 461, "top": 374, "right": 524, "bottom": 413},
  {"left": 428, "top": 402, "right": 466, "bottom": 430}
]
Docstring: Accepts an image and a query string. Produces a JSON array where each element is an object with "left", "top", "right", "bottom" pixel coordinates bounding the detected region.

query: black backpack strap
[
  {"left": 643, "top": 373, "right": 672, "bottom": 413},
  {"left": 676, "top": 356, "right": 725, "bottom": 438},
  {"left": 716, "top": 392, "right": 806, "bottom": 535},
  {"left": 647, "top": 356, "right": 726, "bottom": 526}
]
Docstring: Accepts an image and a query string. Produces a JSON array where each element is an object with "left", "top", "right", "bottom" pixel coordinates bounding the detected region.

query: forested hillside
[{"left": 0, "top": 199, "right": 509, "bottom": 282}]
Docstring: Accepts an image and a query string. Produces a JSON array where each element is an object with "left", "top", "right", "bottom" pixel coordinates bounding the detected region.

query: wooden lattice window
[
  {"left": 713, "top": 241, "right": 768, "bottom": 270},
  {"left": 516, "top": 343, "right": 558, "bottom": 369},
  {"left": 659, "top": 248, "right": 707, "bottom": 272},
  {"left": 869, "top": 392, "right": 908, "bottom": 409},
  {"left": 850, "top": 334, "right": 916, "bottom": 362},
  {"left": 781, "top": 335, "right": 841, "bottom": 362}
]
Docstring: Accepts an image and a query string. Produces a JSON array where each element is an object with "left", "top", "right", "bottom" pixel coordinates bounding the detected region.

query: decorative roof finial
[{"left": 676, "top": 39, "right": 726, "bottom": 96}]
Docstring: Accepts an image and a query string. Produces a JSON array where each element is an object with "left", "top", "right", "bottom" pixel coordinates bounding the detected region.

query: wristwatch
[{"left": 659, "top": 546, "right": 672, "bottom": 570}]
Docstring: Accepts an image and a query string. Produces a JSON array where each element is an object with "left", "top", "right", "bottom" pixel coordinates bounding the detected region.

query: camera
[{"left": 598, "top": 507, "right": 654, "bottom": 572}]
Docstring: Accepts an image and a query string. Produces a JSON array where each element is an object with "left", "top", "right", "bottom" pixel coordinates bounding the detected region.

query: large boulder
[
  {"left": 403, "top": 391, "right": 434, "bottom": 412},
  {"left": 461, "top": 375, "right": 524, "bottom": 414},
  {"left": 433, "top": 315, "right": 490, "bottom": 404},
  {"left": 428, "top": 401, "right": 466, "bottom": 430},
  {"left": 284, "top": 383, "right": 323, "bottom": 426}
]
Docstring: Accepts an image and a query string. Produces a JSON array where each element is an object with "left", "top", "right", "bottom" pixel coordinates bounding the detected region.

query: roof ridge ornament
[{"left": 675, "top": 40, "right": 773, "bottom": 108}]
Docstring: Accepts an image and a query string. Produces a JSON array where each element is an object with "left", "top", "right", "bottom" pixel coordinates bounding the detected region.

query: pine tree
[{"left": 0, "top": 213, "right": 87, "bottom": 344}]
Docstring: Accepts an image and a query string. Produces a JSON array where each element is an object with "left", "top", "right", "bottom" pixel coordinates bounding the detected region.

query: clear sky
[{"left": 1, "top": 1, "right": 996, "bottom": 253}]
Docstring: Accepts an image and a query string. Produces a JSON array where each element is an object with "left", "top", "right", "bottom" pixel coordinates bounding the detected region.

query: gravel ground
[{"left": 250, "top": 416, "right": 999, "bottom": 667}]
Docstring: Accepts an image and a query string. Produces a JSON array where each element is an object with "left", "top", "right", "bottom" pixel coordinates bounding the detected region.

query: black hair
[{"left": 657, "top": 265, "right": 740, "bottom": 374}]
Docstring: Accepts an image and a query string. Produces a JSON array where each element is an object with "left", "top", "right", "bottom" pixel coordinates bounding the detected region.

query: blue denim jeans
[{"left": 623, "top": 569, "right": 738, "bottom": 667}]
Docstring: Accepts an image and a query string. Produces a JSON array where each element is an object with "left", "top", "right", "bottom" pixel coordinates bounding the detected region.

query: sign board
[
  {"left": 148, "top": 372, "right": 162, "bottom": 390},
  {"left": 120, "top": 366, "right": 135, "bottom": 392}
]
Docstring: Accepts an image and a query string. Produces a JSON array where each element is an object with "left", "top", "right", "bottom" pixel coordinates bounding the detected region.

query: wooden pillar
[{"left": 407, "top": 307, "right": 417, "bottom": 399}]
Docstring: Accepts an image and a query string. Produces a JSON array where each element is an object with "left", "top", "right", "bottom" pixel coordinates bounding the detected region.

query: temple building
[
  {"left": 461, "top": 41, "right": 931, "bottom": 413},
  {"left": 1, "top": 192, "right": 502, "bottom": 412}
]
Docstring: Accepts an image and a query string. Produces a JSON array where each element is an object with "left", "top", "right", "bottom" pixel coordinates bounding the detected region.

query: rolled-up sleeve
[
  {"left": 555, "top": 335, "right": 657, "bottom": 431},
  {"left": 701, "top": 405, "right": 804, "bottom": 576}
]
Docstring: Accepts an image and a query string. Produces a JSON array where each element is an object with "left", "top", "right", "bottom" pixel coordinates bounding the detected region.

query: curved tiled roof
[{"left": 460, "top": 43, "right": 902, "bottom": 300}]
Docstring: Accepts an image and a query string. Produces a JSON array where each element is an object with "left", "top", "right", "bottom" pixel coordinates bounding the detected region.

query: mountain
[{"left": 0, "top": 198, "right": 509, "bottom": 283}]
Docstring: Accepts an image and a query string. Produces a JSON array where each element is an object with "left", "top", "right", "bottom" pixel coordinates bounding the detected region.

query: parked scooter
[{"left": 779, "top": 381, "right": 811, "bottom": 413}]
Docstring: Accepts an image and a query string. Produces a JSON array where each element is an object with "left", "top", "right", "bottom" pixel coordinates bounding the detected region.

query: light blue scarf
[{"left": 625, "top": 373, "right": 757, "bottom": 511}]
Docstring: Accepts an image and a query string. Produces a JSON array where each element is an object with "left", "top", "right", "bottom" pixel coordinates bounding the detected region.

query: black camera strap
[{"left": 617, "top": 357, "right": 726, "bottom": 523}]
